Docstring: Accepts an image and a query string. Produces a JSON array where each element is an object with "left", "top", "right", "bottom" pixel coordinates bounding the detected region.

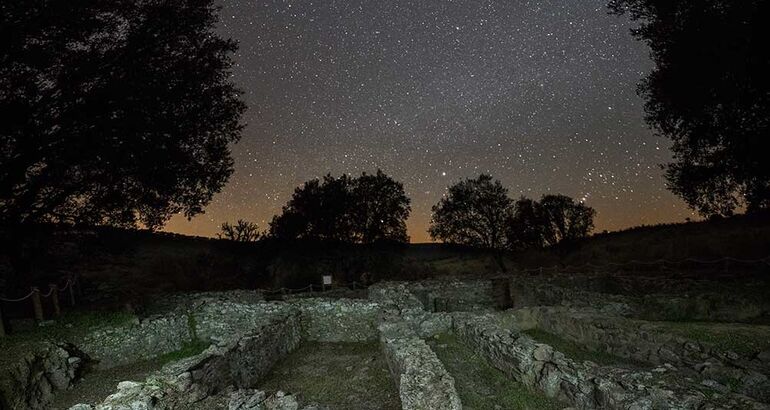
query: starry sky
[{"left": 165, "top": 0, "right": 697, "bottom": 243}]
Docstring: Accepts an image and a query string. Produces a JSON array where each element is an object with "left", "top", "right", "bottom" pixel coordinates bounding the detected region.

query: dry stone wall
[
  {"left": 79, "top": 314, "right": 190, "bottom": 368},
  {"left": 291, "top": 297, "right": 380, "bottom": 342},
  {"left": 407, "top": 279, "right": 498, "bottom": 312},
  {"left": 505, "top": 306, "right": 770, "bottom": 402},
  {"left": 71, "top": 310, "right": 302, "bottom": 409},
  {"left": 379, "top": 319, "right": 461, "bottom": 409},
  {"left": 0, "top": 342, "right": 83, "bottom": 410},
  {"left": 452, "top": 312, "right": 767, "bottom": 409}
]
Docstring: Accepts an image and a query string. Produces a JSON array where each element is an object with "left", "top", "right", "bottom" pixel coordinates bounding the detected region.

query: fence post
[
  {"left": 0, "top": 303, "right": 6, "bottom": 337},
  {"left": 31, "top": 287, "right": 44, "bottom": 322},
  {"left": 49, "top": 284, "right": 61, "bottom": 317},
  {"left": 538, "top": 267, "right": 543, "bottom": 275},
  {"left": 68, "top": 280, "right": 76, "bottom": 306}
]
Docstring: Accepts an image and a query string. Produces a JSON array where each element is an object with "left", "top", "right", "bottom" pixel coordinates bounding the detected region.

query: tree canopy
[
  {"left": 0, "top": 0, "right": 245, "bottom": 229},
  {"left": 219, "top": 219, "right": 261, "bottom": 242},
  {"left": 430, "top": 175, "right": 595, "bottom": 250},
  {"left": 269, "top": 170, "right": 411, "bottom": 243},
  {"left": 429, "top": 174, "right": 512, "bottom": 249},
  {"left": 610, "top": 0, "right": 770, "bottom": 216}
]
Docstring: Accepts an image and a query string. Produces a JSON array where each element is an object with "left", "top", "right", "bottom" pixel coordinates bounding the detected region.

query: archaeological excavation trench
[{"left": 1, "top": 277, "right": 769, "bottom": 409}]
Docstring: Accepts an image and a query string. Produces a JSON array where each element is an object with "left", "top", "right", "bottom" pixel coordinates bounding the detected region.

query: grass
[
  {"left": 429, "top": 333, "right": 562, "bottom": 410},
  {"left": 155, "top": 338, "right": 210, "bottom": 366},
  {"left": 522, "top": 329, "right": 637, "bottom": 367},
  {"left": 649, "top": 321, "right": 770, "bottom": 356},
  {"left": 259, "top": 342, "right": 399, "bottom": 410}
]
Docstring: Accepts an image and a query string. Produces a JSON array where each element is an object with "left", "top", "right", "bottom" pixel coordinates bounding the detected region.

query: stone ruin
[{"left": 1, "top": 277, "right": 769, "bottom": 409}]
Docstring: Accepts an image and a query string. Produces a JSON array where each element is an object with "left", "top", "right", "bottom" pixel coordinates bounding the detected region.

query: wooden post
[
  {"left": 68, "top": 281, "right": 76, "bottom": 306},
  {"left": 49, "top": 284, "right": 61, "bottom": 317},
  {"left": 31, "top": 287, "right": 44, "bottom": 322},
  {"left": 0, "top": 303, "right": 6, "bottom": 337}
]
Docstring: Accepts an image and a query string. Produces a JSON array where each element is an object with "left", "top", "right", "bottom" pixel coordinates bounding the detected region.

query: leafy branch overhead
[{"left": 0, "top": 0, "right": 245, "bottom": 229}]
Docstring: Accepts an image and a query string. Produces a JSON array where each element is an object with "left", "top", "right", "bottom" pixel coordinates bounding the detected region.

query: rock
[
  {"left": 229, "top": 389, "right": 267, "bottom": 410},
  {"left": 263, "top": 391, "right": 300, "bottom": 410},
  {"left": 702, "top": 379, "right": 730, "bottom": 394},
  {"left": 68, "top": 405, "right": 94, "bottom": 410},
  {"left": 756, "top": 349, "right": 770, "bottom": 362}
]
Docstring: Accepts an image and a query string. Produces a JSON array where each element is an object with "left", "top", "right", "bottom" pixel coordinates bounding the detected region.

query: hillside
[{"left": 1, "top": 213, "right": 769, "bottom": 310}]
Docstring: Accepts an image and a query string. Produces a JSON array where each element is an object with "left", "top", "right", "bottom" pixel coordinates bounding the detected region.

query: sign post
[
  {"left": 322, "top": 275, "right": 332, "bottom": 292},
  {"left": 0, "top": 304, "right": 6, "bottom": 337}
]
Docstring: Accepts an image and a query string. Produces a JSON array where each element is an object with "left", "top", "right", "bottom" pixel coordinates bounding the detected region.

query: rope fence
[
  {"left": 2, "top": 255, "right": 767, "bottom": 337},
  {"left": 0, "top": 274, "right": 80, "bottom": 336}
]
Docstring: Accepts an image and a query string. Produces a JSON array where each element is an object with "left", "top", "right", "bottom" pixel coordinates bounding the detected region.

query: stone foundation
[
  {"left": 452, "top": 313, "right": 766, "bottom": 409},
  {"left": 379, "top": 321, "right": 461, "bottom": 410},
  {"left": 504, "top": 306, "right": 770, "bottom": 402},
  {"left": 291, "top": 297, "right": 380, "bottom": 342},
  {"left": 0, "top": 343, "right": 83, "bottom": 409}
]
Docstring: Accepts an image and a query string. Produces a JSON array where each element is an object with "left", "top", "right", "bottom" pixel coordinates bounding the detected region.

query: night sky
[{"left": 165, "top": 0, "right": 697, "bottom": 242}]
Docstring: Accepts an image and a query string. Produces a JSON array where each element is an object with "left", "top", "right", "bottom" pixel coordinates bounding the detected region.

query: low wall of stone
[
  {"left": 451, "top": 313, "right": 762, "bottom": 409},
  {"left": 291, "top": 298, "right": 381, "bottom": 342},
  {"left": 509, "top": 274, "right": 770, "bottom": 322},
  {"left": 407, "top": 279, "right": 499, "bottom": 312},
  {"left": 504, "top": 306, "right": 770, "bottom": 402},
  {"left": 378, "top": 321, "right": 461, "bottom": 410},
  {"left": 71, "top": 310, "right": 302, "bottom": 409},
  {"left": 79, "top": 314, "right": 191, "bottom": 369},
  {"left": 0, "top": 342, "right": 83, "bottom": 410},
  {"left": 192, "top": 299, "right": 297, "bottom": 344}
]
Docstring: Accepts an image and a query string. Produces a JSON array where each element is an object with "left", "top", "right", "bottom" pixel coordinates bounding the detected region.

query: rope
[{"left": 0, "top": 290, "right": 35, "bottom": 302}]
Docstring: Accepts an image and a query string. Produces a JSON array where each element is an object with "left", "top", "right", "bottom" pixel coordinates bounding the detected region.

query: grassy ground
[
  {"left": 259, "top": 342, "right": 400, "bottom": 410},
  {"left": 429, "top": 334, "right": 562, "bottom": 410},
  {"left": 648, "top": 321, "right": 770, "bottom": 356},
  {"left": 522, "top": 329, "right": 638, "bottom": 367}
]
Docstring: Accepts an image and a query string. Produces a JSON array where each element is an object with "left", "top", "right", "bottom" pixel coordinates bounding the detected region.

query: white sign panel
[{"left": 322, "top": 275, "right": 332, "bottom": 285}]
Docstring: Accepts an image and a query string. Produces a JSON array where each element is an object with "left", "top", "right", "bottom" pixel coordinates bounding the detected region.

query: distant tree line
[
  {"left": 228, "top": 172, "right": 595, "bottom": 251},
  {"left": 429, "top": 174, "right": 596, "bottom": 251}
]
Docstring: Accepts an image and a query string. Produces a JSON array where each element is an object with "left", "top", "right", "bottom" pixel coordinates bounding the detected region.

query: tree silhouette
[
  {"left": 351, "top": 170, "right": 411, "bottom": 243},
  {"left": 269, "top": 171, "right": 410, "bottom": 243},
  {"left": 0, "top": 0, "right": 245, "bottom": 229},
  {"left": 538, "top": 194, "right": 595, "bottom": 247},
  {"left": 610, "top": 0, "right": 770, "bottom": 216},
  {"left": 429, "top": 175, "right": 512, "bottom": 249},
  {"left": 219, "top": 220, "right": 261, "bottom": 242},
  {"left": 506, "top": 196, "right": 546, "bottom": 250}
]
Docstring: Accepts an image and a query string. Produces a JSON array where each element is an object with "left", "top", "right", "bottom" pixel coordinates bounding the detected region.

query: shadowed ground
[
  {"left": 428, "top": 333, "right": 562, "bottom": 410},
  {"left": 259, "top": 342, "right": 400, "bottom": 410}
]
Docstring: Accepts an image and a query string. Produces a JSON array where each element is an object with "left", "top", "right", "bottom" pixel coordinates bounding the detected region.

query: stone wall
[
  {"left": 503, "top": 306, "right": 770, "bottom": 402},
  {"left": 378, "top": 321, "right": 461, "bottom": 410},
  {"left": 71, "top": 310, "right": 302, "bottom": 409},
  {"left": 0, "top": 343, "right": 83, "bottom": 409},
  {"left": 192, "top": 299, "right": 297, "bottom": 344},
  {"left": 451, "top": 313, "right": 768, "bottom": 410},
  {"left": 407, "top": 279, "right": 499, "bottom": 312},
  {"left": 508, "top": 274, "right": 770, "bottom": 322},
  {"left": 291, "top": 298, "right": 381, "bottom": 342},
  {"left": 79, "top": 314, "right": 191, "bottom": 368}
]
